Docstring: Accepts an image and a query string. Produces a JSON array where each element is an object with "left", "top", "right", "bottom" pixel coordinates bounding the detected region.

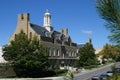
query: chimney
[
  {"left": 59, "top": 29, "right": 63, "bottom": 33},
  {"left": 17, "top": 13, "right": 30, "bottom": 35},
  {"left": 63, "top": 28, "right": 68, "bottom": 36},
  {"left": 18, "top": 13, "right": 29, "bottom": 21},
  {"left": 23, "top": 13, "right": 30, "bottom": 21},
  {"left": 88, "top": 38, "right": 92, "bottom": 44},
  {"left": 18, "top": 13, "right": 30, "bottom": 25}
]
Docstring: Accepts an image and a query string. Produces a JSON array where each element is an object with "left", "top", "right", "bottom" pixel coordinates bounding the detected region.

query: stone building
[
  {"left": 0, "top": 46, "right": 7, "bottom": 63},
  {"left": 9, "top": 10, "right": 78, "bottom": 69}
]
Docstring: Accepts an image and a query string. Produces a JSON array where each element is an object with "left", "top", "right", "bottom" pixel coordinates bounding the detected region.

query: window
[
  {"left": 45, "top": 31, "right": 50, "bottom": 37},
  {"left": 66, "top": 51, "right": 69, "bottom": 57},
  {"left": 49, "top": 49, "right": 51, "bottom": 56},
  {"left": 53, "top": 49, "right": 56, "bottom": 56},
  {"left": 72, "top": 52, "right": 74, "bottom": 57},
  {"left": 21, "top": 14, "right": 24, "bottom": 20},
  {"left": 57, "top": 49, "right": 60, "bottom": 56},
  {"left": 69, "top": 52, "right": 71, "bottom": 57},
  {"left": 63, "top": 53, "right": 64, "bottom": 58},
  {"left": 15, "top": 34, "right": 17, "bottom": 39},
  {"left": 66, "top": 51, "right": 68, "bottom": 54},
  {"left": 23, "top": 33, "right": 25, "bottom": 35},
  {"left": 74, "top": 52, "right": 76, "bottom": 57},
  {"left": 74, "top": 52, "right": 77, "bottom": 57}
]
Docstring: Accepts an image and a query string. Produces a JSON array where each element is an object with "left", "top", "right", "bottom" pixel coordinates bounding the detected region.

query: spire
[{"left": 43, "top": 10, "right": 53, "bottom": 32}]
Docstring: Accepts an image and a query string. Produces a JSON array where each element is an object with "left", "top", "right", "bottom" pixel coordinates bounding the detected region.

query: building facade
[
  {"left": 9, "top": 11, "right": 78, "bottom": 69},
  {"left": 0, "top": 46, "right": 7, "bottom": 63}
]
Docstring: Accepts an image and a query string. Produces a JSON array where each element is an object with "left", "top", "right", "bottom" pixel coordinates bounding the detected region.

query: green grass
[{"left": 107, "top": 74, "right": 120, "bottom": 80}]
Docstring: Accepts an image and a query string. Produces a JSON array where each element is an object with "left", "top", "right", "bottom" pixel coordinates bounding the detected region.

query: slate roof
[
  {"left": 30, "top": 23, "right": 71, "bottom": 42},
  {"left": 30, "top": 23, "right": 50, "bottom": 37},
  {"left": 77, "top": 44, "right": 85, "bottom": 49}
]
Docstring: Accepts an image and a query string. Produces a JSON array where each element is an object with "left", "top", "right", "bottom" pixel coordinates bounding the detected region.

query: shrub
[{"left": 55, "top": 69, "right": 68, "bottom": 75}]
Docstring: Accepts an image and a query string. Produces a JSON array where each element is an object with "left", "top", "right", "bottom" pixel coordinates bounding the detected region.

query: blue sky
[{"left": 0, "top": 0, "right": 110, "bottom": 48}]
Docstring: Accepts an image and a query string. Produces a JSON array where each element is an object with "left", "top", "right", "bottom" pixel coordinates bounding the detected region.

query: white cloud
[{"left": 82, "top": 30, "right": 93, "bottom": 34}]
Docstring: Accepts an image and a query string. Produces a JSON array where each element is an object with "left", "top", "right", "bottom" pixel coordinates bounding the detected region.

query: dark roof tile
[{"left": 30, "top": 23, "right": 71, "bottom": 41}]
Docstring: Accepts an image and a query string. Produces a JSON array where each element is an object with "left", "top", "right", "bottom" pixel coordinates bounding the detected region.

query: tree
[
  {"left": 96, "top": 0, "right": 120, "bottom": 46},
  {"left": 78, "top": 43, "right": 98, "bottom": 67},
  {"left": 3, "top": 31, "right": 50, "bottom": 77},
  {"left": 98, "top": 43, "right": 119, "bottom": 60},
  {"left": 64, "top": 71, "right": 75, "bottom": 80}
]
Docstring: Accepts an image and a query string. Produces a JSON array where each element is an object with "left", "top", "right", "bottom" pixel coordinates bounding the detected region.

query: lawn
[{"left": 108, "top": 74, "right": 120, "bottom": 80}]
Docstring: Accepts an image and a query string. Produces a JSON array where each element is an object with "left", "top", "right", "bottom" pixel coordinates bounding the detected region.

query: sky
[{"left": 0, "top": 0, "right": 110, "bottom": 48}]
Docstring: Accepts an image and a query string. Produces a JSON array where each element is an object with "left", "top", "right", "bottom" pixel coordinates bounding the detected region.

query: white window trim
[
  {"left": 49, "top": 49, "right": 51, "bottom": 56},
  {"left": 57, "top": 49, "right": 60, "bottom": 56},
  {"left": 53, "top": 49, "right": 56, "bottom": 56}
]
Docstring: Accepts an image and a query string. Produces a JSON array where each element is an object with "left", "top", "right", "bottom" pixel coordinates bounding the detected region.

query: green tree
[
  {"left": 64, "top": 71, "right": 75, "bottom": 80},
  {"left": 98, "top": 43, "right": 119, "bottom": 60},
  {"left": 78, "top": 43, "right": 98, "bottom": 67},
  {"left": 3, "top": 31, "right": 50, "bottom": 77},
  {"left": 96, "top": 0, "right": 120, "bottom": 46}
]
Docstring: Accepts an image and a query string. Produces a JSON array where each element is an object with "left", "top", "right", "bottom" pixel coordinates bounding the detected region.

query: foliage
[
  {"left": 64, "top": 71, "right": 75, "bottom": 80},
  {"left": 83, "top": 65, "right": 98, "bottom": 69},
  {"left": 78, "top": 43, "right": 98, "bottom": 67},
  {"left": 96, "top": 0, "right": 120, "bottom": 46},
  {"left": 0, "top": 64, "right": 16, "bottom": 78},
  {"left": 3, "top": 31, "right": 50, "bottom": 77},
  {"left": 108, "top": 63, "right": 120, "bottom": 80},
  {"left": 98, "top": 43, "right": 119, "bottom": 60},
  {"left": 55, "top": 69, "right": 68, "bottom": 75},
  {"left": 115, "top": 54, "right": 120, "bottom": 61}
]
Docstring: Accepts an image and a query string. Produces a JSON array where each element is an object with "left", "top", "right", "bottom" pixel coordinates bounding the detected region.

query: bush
[
  {"left": 84, "top": 65, "right": 98, "bottom": 69},
  {"left": 55, "top": 69, "right": 68, "bottom": 75},
  {"left": 14, "top": 68, "right": 56, "bottom": 78}
]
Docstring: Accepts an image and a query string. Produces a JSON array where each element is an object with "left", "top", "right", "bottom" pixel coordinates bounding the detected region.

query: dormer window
[
  {"left": 42, "top": 30, "right": 50, "bottom": 37},
  {"left": 42, "top": 30, "right": 46, "bottom": 34},
  {"left": 45, "top": 31, "right": 50, "bottom": 37},
  {"left": 60, "top": 34, "right": 65, "bottom": 41}
]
